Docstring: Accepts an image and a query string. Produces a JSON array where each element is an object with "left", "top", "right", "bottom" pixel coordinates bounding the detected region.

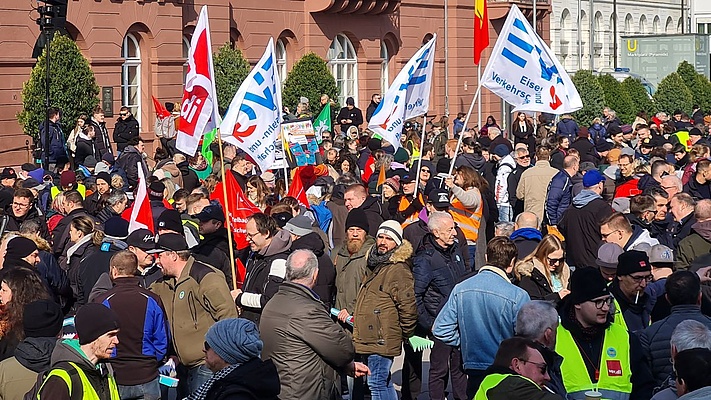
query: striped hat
[{"left": 377, "top": 220, "right": 403, "bottom": 246}]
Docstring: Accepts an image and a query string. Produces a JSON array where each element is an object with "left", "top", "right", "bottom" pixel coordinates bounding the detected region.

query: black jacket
[
  {"left": 83, "top": 191, "right": 104, "bottom": 216},
  {"left": 180, "top": 161, "right": 200, "bottom": 192},
  {"left": 290, "top": 232, "right": 336, "bottom": 310},
  {"left": 76, "top": 238, "right": 127, "bottom": 307},
  {"left": 74, "top": 134, "right": 97, "bottom": 168},
  {"left": 640, "top": 304, "right": 711, "bottom": 385},
  {"left": 559, "top": 191, "right": 613, "bottom": 268},
  {"left": 403, "top": 219, "right": 471, "bottom": 271},
  {"left": 4, "top": 205, "right": 49, "bottom": 241},
  {"left": 511, "top": 121, "right": 536, "bottom": 156},
  {"left": 116, "top": 145, "right": 147, "bottom": 191},
  {"left": 113, "top": 115, "right": 139, "bottom": 152},
  {"left": 66, "top": 237, "right": 98, "bottom": 300},
  {"left": 52, "top": 208, "right": 93, "bottom": 259},
  {"left": 412, "top": 234, "right": 468, "bottom": 332},
  {"left": 366, "top": 101, "right": 379, "bottom": 122},
  {"left": 86, "top": 118, "right": 112, "bottom": 159},
  {"left": 358, "top": 196, "right": 387, "bottom": 238},
  {"left": 683, "top": 176, "right": 711, "bottom": 200},
  {"left": 336, "top": 106, "right": 363, "bottom": 133},
  {"left": 192, "top": 227, "right": 235, "bottom": 289},
  {"left": 204, "top": 358, "right": 280, "bottom": 400},
  {"left": 669, "top": 213, "right": 696, "bottom": 249},
  {"left": 570, "top": 137, "right": 598, "bottom": 165},
  {"left": 515, "top": 266, "right": 563, "bottom": 304}
]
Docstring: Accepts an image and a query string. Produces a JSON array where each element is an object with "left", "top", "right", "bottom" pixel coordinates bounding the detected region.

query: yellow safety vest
[
  {"left": 38, "top": 361, "right": 120, "bottom": 400},
  {"left": 555, "top": 324, "right": 633, "bottom": 400},
  {"left": 448, "top": 193, "right": 483, "bottom": 245},
  {"left": 51, "top": 184, "right": 86, "bottom": 200},
  {"left": 474, "top": 373, "right": 543, "bottom": 399},
  {"left": 407, "top": 140, "right": 421, "bottom": 162},
  {"left": 673, "top": 130, "right": 691, "bottom": 151}
]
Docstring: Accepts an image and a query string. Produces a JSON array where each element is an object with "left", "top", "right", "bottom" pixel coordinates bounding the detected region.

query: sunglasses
[
  {"left": 547, "top": 256, "right": 564, "bottom": 265},
  {"left": 120, "top": 113, "right": 128, "bottom": 116},
  {"left": 421, "top": 168, "right": 431, "bottom": 173}
]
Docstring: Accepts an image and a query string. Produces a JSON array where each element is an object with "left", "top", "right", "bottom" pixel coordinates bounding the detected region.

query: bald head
[
  {"left": 285, "top": 249, "right": 319, "bottom": 287},
  {"left": 515, "top": 212, "right": 539, "bottom": 230},
  {"left": 695, "top": 199, "right": 711, "bottom": 222}
]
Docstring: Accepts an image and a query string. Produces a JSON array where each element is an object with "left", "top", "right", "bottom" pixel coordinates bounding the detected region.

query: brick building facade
[{"left": 0, "top": 0, "right": 550, "bottom": 167}]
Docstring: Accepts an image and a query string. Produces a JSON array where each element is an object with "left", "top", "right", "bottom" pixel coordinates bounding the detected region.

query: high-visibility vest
[
  {"left": 673, "top": 130, "right": 691, "bottom": 151},
  {"left": 407, "top": 140, "right": 421, "bottom": 161},
  {"left": 611, "top": 297, "right": 650, "bottom": 332},
  {"left": 449, "top": 193, "right": 482, "bottom": 245},
  {"left": 51, "top": 184, "right": 86, "bottom": 200},
  {"left": 474, "top": 373, "right": 543, "bottom": 400},
  {"left": 399, "top": 193, "right": 424, "bottom": 228},
  {"left": 555, "top": 323, "right": 632, "bottom": 400},
  {"left": 38, "top": 361, "right": 120, "bottom": 400}
]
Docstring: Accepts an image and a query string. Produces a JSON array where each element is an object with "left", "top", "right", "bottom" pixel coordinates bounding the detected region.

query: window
[
  {"left": 380, "top": 41, "right": 389, "bottom": 93},
  {"left": 625, "top": 14, "right": 633, "bottom": 35},
  {"left": 666, "top": 16, "right": 674, "bottom": 34},
  {"left": 328, "top": 34, "right": 358, "bottom": 107},
  {"left": 276, "top": 39, "right": 287, "bottom": 89},
  {"left": 122, "top": 33, "right": 140, "bottom": 122},
  {"left": 639, "top": 15, "right": 647, "bottom": 34},
  {"left": 653, "top": 16, "right": 661, "bottom": 33},
  {"left": 699, "top": 23, "right": 706, "bottom": 34},
  {"left": 182, "top": 35, "right": 190, "bottom": 80}
]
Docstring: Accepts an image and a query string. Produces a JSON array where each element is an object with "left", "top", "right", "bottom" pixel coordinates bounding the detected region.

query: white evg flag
[
  {"left": 219, "top": 38, "right": 282, "bottom": 172},
  {"left": 368, "top": 35, "right": 436, "bottom": 150},
  {"left": 481, "top": 5, "right": 582, "bottom": 114}
]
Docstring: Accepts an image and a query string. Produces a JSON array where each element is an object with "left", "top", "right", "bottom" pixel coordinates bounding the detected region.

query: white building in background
[
  {"left": 691, "top": 0, "right": 711, "bottom": 34},
  {"left": 551, "top": 0, "right": 684, "bottom": 72}
]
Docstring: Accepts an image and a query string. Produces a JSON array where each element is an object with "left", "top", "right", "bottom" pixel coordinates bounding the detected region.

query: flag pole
[
  {"left": 216, "top": 130, "right": 238, "bottom": 290},
  {"left": 448, "top": 83, "right": 482, "bottom": 176},
  {"left": 413, "top": 114, "right": 427, "bottom": 197},
  {"left": 281, "top": 126, "right": 290, "bottom": 193},
  {"left": 477, "top": 64, "right": 482, "bottom": 131}
]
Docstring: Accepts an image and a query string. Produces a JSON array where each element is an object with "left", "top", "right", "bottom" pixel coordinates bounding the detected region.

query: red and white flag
[
  {"left": 128, "top": 162, "right": 154, "bottom": 233},
  {"left": 210, "top": 171, "right": 260, "bottom": 250},
  {"left": 287, "top": 167, "right": 309, "bottom": 208},
  {"left": 176, "top": 6, "right": 219, "bottom": 156}
]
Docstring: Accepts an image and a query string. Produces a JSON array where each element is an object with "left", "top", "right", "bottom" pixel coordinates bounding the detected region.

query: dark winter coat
[
  {"left": 192, "top": 227, "right": 235, "bottom": 289},
  {"left": 403, "top": 219, "right": 471, "bottom": 270},
  {"left": 358, "top": 196, "right": 387, "bottom": 238},
  {"left": 639, "top": 305, "right": 711, "bottom": 386},
  {"left": 570, "top": 136, "right": 598, "bottom": 165},
  {"left": 291, "top": 232, "right": 336, "bottom": 310},
  {"left": 51, "top": 208, "right": 93, "bottom": 259},
  {"left": 113, "top": 115, "right": 139, "bottom": 152},
  {"left": 515, "top": 258, "right": 569, "bottom": 304},
  {"left": 39, "top": 120, "right": 68, "bottom": 164},
  {"left": 556, "top": 117, "right": 579, "bottom": 140},
  {"left": 180, "top": 161, "right": 200, "bottom": 192},
  {"left": 510, "top": 228, "right": 542, "bottom": 260},
  {"left": 669, "top": 213, "right": 697, "bottom": 249},
  {"left": 511, "top": 121, "right": 536, "bottom": 156},
  {"left": 76, "top": 238, "right": 127, "bottom": 307},
  {"left": 676, "top": 220, "right": 711, "bottom": 270},
  {"left": 412, "top": 234, "right": 468, "bottom": 332},
  {"left": 559, "top": 190, "right": 613, "bottom": 268},
  {"left": 83, "top": 190, "right": 104, "bottom": 216},
  {"left": 261, "top": 282, "right": 353, "bottom": 400},
  {"left": 336, "top": 106, "right": 364, "bottom": 133},
  {"left": 545, "top": 170, "right": 573, "bottom": 226},
  {"left": 203, "top": 358, "right": 280, "bottom": 400},
  {"left": 86, "top": 118, "right": 112, "bottom": 159},
  {"left": 683, "top": 176, "right": 711, "bottom": 201},
  {"left": 115, "top": 145, "right": 147, "bottom": 191},
  {"left": 366, "top": 100, "right": 379, "bottom": 122},
  {"left": 74, "top": 133, "right": 97, "bottom": 168},
  {"left": 4, "top": 205, "right": 49, "bottom": 241}
]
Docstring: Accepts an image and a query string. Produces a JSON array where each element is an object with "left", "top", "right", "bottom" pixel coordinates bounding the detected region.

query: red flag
[
  {"left": 152, "top": 96, "right": 171, "bottom": 119},
  {"left": 474, "top": 0, "right": 490, "bottom": 65},
  {"left": 287, "top": 167, "right": 309, "bottom": 208},
  {"left": 211, "top": 171, "right": 260, "bottom": 249},
  {"left": 128, "top": 163, "right": 154, "bottom": 233}
]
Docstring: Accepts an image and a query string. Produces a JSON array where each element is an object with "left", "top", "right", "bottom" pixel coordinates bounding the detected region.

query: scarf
[
  {"left": 367, "top": 245, "right": 394, "bottom": 270},
  {"left": 185, "top": 364, "right": 239, "bottom": 400},
  {"left": 566, "top": 304, "right": 606, "bottom": 342}
]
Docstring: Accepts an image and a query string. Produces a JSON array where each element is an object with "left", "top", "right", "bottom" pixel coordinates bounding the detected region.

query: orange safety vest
[
  {"left": 399, "top": 193, "right": 424, "bottom": 228},
  {"left": 449, "top": 193, "right": 483, "bottom": 245}
]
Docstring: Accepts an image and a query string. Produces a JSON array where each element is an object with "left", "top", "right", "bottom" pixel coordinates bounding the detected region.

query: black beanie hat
[
  {"left": 345, "top": 208, "right": 369, "bottom": 234},
  {"left": 23, "top": 299, "right": 63, "bottom": 338},
  {"left": 569, "top": 267, "right": 610, "bottom": 305},
  {"left": 95, "top": 171, "right": 111, "bottom": 185},
  {"left": 75, "top": 303, "right": 120, "bottom": 345},
  {"left": 616, "top": 250, "right": 651, "bottom": 276},
  {"left": 5, "top": 237, "right": 37, "bottom": 260}
]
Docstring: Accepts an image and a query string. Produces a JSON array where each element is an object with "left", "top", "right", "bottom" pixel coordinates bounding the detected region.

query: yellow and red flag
[{"left": 474, "top": 0, "right": 490, "bottom": 65}]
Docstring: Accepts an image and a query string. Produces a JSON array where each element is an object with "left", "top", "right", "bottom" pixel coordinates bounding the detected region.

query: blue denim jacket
[{"left": 433, "top": 266, "right": 530, "bottom": 370}]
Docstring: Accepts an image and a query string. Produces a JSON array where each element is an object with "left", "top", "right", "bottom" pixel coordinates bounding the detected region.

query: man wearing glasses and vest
[{"left": 555, "top": 267, "right": 654, "bottom": 400}]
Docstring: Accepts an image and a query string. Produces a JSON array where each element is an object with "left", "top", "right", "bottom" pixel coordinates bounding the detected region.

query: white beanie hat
[{"left": 377, "top": 220, "right": 403, "bottom": 246}]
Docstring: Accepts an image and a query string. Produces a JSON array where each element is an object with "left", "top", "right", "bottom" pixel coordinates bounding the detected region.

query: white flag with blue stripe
[
  {"left": 368, "top": 35, "right": 436, "bottom": 149},
  {"left": 482, "top": 5, "right": 582, "bottom": 114}
]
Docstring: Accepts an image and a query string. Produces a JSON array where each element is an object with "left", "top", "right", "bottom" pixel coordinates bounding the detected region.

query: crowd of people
[{"left": 5, "top": 95, "right": 711, "bottom": 400}]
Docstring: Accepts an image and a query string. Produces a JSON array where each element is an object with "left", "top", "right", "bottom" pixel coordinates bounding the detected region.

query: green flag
[
  {"left": 201, "top": 128, "right": 217, "bottom": 166},
  {"left": 313, "top": 103, "right": 332, "bottom": 144}
]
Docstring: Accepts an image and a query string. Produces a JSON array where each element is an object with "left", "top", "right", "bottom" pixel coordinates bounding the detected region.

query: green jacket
[
  {"left": 150, "top": 257, "right": 237, "bottom": 367},
  {"left": 353, "top": 241, "right": 417, "bottom": 357},
  {"left": 333, "top": 236, "right": 375, "bottom": 314}
]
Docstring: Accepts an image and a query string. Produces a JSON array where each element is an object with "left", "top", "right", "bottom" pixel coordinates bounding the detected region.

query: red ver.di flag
[
  {"left": 210, "top": 171, "right": 260, "bottom": 249},
  {"left": 177, "top": 6, "right": 219, "bottom": 156}
]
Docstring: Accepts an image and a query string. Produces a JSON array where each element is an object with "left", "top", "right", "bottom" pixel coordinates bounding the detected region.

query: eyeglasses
[
  {"left": 592, "top": 296, "right": 614, "bottom": 309},
  {"left": 547, "top": 256, "right": 565, "bottom": 265},
  {"left": 519, "top": 359, "right": 548, "bottom": 374},
  {"left": 12, "top": 202, "right": 30, "bottom": 209},
  {"left": 421, "top": 168, "right": 431, "bottom": 173},
  {"left": 629, "top": 274, "right": 653, "bottom": 283},
  {"left": 600, "top": 229, "right": 620, "bottom": 240},
  {"left": 246, "top": 231, "right": 260, "bottom": 239},
  {"left": 516, "top": 155, "right": 531, "bottom": 160}
]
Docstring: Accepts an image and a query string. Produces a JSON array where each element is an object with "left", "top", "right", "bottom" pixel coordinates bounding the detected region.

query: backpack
[{"left": 154, "top": 116, "right": 177, "bottom": 139}]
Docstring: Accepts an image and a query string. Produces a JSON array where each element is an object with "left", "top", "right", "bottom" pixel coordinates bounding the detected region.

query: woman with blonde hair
[
  {"left": 247, "top": 176, "right": 270, "bottom": 213},
  {"left": 445, "top": 165, "right": 484, "bottom": 268},
  {"left": 514, "top": 234, "right": 571, "bottom": 302}
]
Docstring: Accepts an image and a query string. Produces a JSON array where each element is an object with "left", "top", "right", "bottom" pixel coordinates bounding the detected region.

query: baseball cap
[
  {"left": 596, "top": 243, "right": 624, "bottom": 269},
  {"left": 21, "top": 178, "right": 45, "bottom": 191},
  {"left": 195, "top": 201, "right": 226, "bottom": 223},
  {"left": 147, "top": 233, "right": 188, "bottom": 254},
  {"left": 649, "top": 244, "right": 674, "bottom": 265},
  {"left": 126, "top": 229, "right": 156, "bottom": 251},
  {"left": 582, "top": 169, "right": 605, "bottom": 187},
  {"left": 428, "top": 189, "right": 450, "bottom": 209},
  {"left": 1, "top": 168, "right": 17, "bottom": 180}
]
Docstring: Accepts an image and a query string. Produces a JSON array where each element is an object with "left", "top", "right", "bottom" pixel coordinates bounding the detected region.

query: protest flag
[
  {"left": 287, "top": 167, "right": 309, "bottom": 208},
  {"left": 152, "top": 96, "right": 171, "bottom": 119},
  {"left": 313, "top": 103, "right": 332, "bottom": 143},
  {"left": 128, "top": 163, "right": 154, "bottom": 233},
  {"left": 474, "top": 0, "right": 489, "bottom": 65},
  {"left": 210, "top": 170, "right": 260, "bottom": 250}
]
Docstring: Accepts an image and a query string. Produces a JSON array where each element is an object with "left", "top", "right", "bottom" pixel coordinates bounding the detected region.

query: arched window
[
  {"left": 380, "top": 41, "right": 389, "bottom": 94},
  {"left": 560, "top": 9, "right": 571, "bottom": 67},
  {"left": 122, "top": 33, "right": 141, "bottom": 121},
  {"left": 182, "top": 35, "right": 190, "bottom": 80},
  {"left": 328, "top": 34, "right": 358, "bottom": 107},
  {"left": 276, "top": 39, "right": 287, "bottom": 89},
  {"left": 666, "top": 16, "right": 674, "bottom": 34},
  {"left": 593, "top": 12, "right": 603, "bottom": 68},
  {"left": 625, "top": 14, "right": 633, "bottom": 34},
  {"left": 653, "top": 16, "right": 661, "bottom": 33},
  {"left": 677, "top": 18, "right": 683, "bottom": 33},
  {"left": 639, "top": 15, "right": 647, "bottom": 34}
]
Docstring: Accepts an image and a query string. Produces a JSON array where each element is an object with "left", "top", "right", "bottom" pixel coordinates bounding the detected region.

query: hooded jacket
[
  {"left": 203, "top": 358, "right": 280, "bottom": 400},
  {"left": 510, "top": 228, "right": 542, "bottom": 260},
  {"left": 454, "top": 153, "right": 487, "bottom": 173},
  {"left": 556, "top": 117, "right": 579, "bottom": 139},
  {"left": 333, "top": 236, "right": 375, "bottom": 316},
  {"left": 624, "top": 224, "right": 660, "bottom": 250},
  {"left": 291, "top": 232, "right": 336, "bottom": 309},
  {"left": 237, "top": 230, "right": 292, "bottom": 324},
  {"left": 261, "top": 283, "right": 354, "bottom": 400},
  {"left": 37, "top": 339, "right": 117, "bottom": 400},
  {"left": 112, "top": 115, "right": 139, "bottom": 152},
  {"left": 115, "top": 145, "right": 147, "bottom": 191},
  {"left": 39, "top": 120, "right": 67, "bottom": 164},
  {"left": 0, "top": 337, "right": 56, "bottom": 400},
  {"left": 676, "top": 220, "right": 711, "bottom": 269},
  {"left": 150, "top": 257, "right": 237, "bottom": 367},
  {"left": 353, "top": 241, "right": 417, "bottom": 357},
  {"left": 558, "top": 190, "right": 613, "bottom": 267},
  {"left": 494, "top": 154, "right": 516, "bottom": 206}
]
